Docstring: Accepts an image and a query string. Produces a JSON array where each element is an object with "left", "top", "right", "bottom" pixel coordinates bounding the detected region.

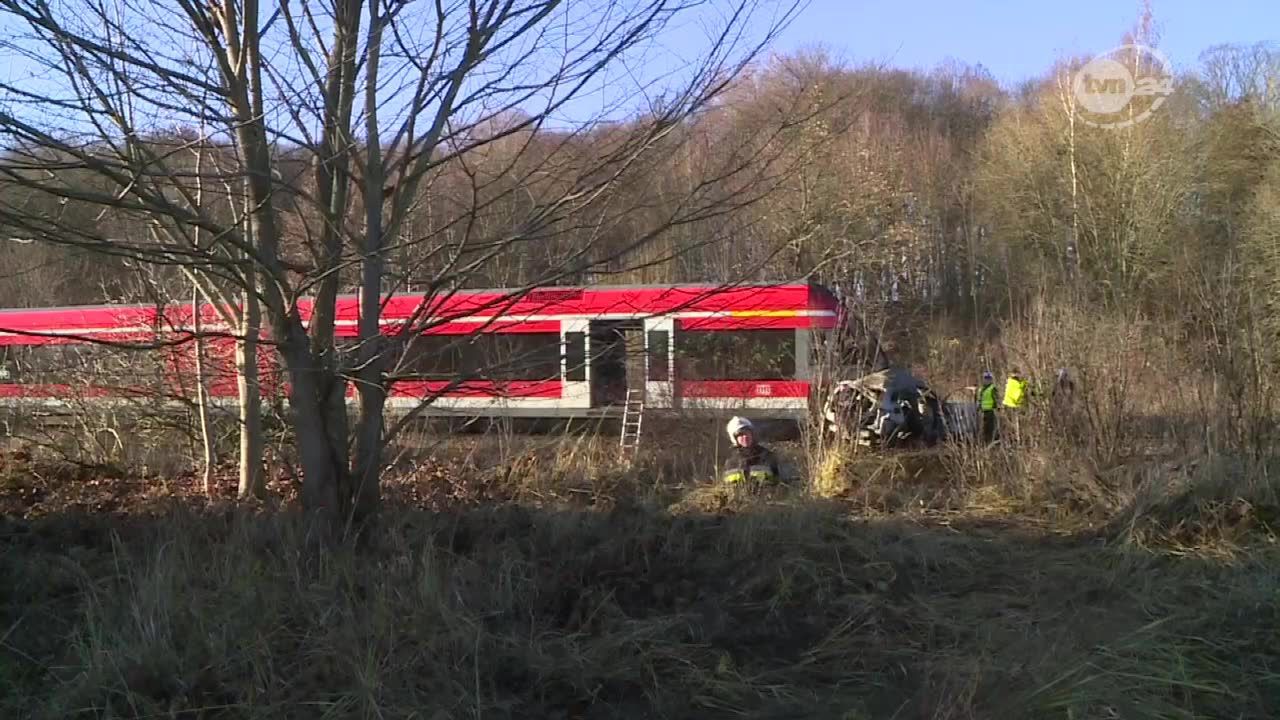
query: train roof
[
  {"left": 0, "top": 281, "right": 841, "bottom": 337},
  {"left": 0, "top": 281, "right": 835, "bottom": 313}
]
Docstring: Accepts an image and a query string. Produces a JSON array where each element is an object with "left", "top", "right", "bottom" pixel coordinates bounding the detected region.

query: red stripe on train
[
  {"left": 677, "top": 317, "right": 835, "bottom": 331},
  {"left": 338, "top": 320, "right": 562, "bottom": 337},
  {"left": 332, "top": 284, "right": 834, "bottom": 325},
  {"left": 679, "top": 380, "right": 809, "bottom": 398},
  {"left": 385, "top": 379, "right": 563, "bottom": 398}
]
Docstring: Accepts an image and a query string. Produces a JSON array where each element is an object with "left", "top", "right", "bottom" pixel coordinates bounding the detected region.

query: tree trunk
[
  {"left": 351, "top": 3, "right": 387, "bottom": 525},
  {"left": 322, "top": 367, "right": 352, "bottom": 514},
  {"left": 351, "top": 366, "right": 385, "bottom": 522},
  {"left": 191, "top": 143, "right": 216, "bottom": 495},
  {"left": 237, "top": 283, "right": 265, "bottom": 499},
  {"left": 350, "top": 267, "right": 386, "bottom": 523},
  {"left": 193, "top": 284, "right": 216, "bottom": 495},
  {"left": 279, "top": 324, "right": 348, "bottom": 523}
]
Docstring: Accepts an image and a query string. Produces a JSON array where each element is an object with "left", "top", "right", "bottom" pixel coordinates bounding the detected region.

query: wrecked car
[{"left": 821, "top": 368, "right": 978, "bottom": 448}]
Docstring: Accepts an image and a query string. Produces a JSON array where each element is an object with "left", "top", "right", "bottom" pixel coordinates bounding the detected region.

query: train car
[
  {"left": 0, "top": 282, "right": 849, "bottom": 420},
  {"left": 0, "top": 300, "right": 259, "bottom": 416}
]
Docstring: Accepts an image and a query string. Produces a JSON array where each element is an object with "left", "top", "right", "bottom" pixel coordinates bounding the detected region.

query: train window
[
  {"left": 0, "top": 346, "right": 12, "bottom": 381},
  {"left": 394, "top": 332, "right": 561, "bottom": 381},
  {"left": 337, "top": 337, "right": 404, "bottom": 382},
  {"left": 564, "top": 332, "right": 586, "bottom": 382},
  {"left": 10, "top": 343, "right": 88, "bottom": 384},
  {"left": 476, "top": 333, "right": 560, "bottom": 380},
  {"left": 646, "top": 330, "right": 669, "bottom": 381},
  {"left": 1, "top": 342, "right": 139, "bottom": 385},
  {"left": 395, "top": 335, "right": 464, "bottom": 379},
  {"left": 676, "top": 329, "right": 796, "bottom": 380}
]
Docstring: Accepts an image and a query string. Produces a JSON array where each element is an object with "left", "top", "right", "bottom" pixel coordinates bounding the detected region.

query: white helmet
[{"left": 726, "top": 415, "right": 754, "bottom": 441}]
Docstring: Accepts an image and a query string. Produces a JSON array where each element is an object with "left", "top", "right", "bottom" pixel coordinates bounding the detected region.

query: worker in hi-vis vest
[
  {"left": 1003, "top": 371, "right": 1029, "bottom": 410},
  {"left": 977, "top": 371, "right": 998, "bottom": 443}
]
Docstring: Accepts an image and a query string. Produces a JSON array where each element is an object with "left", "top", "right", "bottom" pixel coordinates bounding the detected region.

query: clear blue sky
[
  {"left": 767, "top": 0, "right": 1277, "bottom": 83},
  {"left": 1, "top": 1, "right": 1273, "bottom": 133},
  {"left": 560, "top": 0, "right": 1278, "bottom": 125}
]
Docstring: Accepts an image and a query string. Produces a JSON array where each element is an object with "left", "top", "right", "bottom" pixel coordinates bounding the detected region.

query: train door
[
  {"left": 643, "top": 316, "right": 676, "bottom": 409},
  {"left": 587, "top": 320, "right": 639, "bottom": 406},
  {"left": 561, "top": 319, "right": 590, "bottom": 410},
  {"left": 622, "top": 324, "right": 646, "bottom": 397}
]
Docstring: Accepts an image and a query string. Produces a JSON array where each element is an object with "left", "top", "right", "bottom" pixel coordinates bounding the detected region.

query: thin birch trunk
[
  {"left": 193, "top": 282, "right": 216, "bottom": 495},
  {"left": 237, "top": 278, "right": 264, "bottom": 499}
]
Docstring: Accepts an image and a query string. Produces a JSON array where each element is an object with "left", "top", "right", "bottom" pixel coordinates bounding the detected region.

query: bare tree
[
  {"left": 1196, "top": 42, "right": 1280, "bottom": 114},
  {"left": 0, "top": 0, "right": 803, "bottom": 530}
]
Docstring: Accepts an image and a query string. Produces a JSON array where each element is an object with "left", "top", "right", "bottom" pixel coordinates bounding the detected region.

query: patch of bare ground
[{"left": 0, "top": 442, "right": 1277, "bottom": 719}]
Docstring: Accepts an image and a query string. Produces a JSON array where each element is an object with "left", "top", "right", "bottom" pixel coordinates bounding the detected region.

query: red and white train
[{"left": 0, "top": 282, "right": 852, "bottom": 420}]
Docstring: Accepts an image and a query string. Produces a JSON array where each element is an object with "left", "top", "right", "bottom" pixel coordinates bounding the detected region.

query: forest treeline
[{"left": 4, "top": 40, "right": 1279, "bottom": 349}]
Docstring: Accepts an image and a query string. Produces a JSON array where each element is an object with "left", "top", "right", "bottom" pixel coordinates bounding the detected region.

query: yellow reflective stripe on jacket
[
  {"left": 724, "top": 465, "right": 775, "bottom": 484},
  {"left": 979, "top": 384, "right": 996, "bottom": 410},
  {"left": 1003, "top": 378, "right": 1027, "bottom": 408}
]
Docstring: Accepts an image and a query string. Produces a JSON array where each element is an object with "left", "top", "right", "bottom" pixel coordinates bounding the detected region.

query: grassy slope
[{"left": 2, "top": 439, "right": 1278, "bottom": 720}]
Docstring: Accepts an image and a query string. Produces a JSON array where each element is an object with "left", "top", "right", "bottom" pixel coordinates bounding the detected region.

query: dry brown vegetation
[{"left": 2, "top": 383, "right": 1278, "bottom": 720}]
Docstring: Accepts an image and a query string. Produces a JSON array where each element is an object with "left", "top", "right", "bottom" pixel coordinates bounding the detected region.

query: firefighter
[
  {"left": 722, "top": 416, "right": 782, "bottom": 485},
  {"left": 978, "top": 370, "right": 998, "bottom": 443}
]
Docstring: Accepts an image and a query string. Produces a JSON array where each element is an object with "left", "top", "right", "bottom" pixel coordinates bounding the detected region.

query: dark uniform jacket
[{"left": 722, "top": 444, "right": 782, "bottom": 484}]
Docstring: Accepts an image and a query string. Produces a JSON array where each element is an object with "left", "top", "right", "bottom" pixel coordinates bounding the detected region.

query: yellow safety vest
[
  {"left": 979, "top": 384, "right": 996, "bottom": 411},
  {"left": 723, "top": 464, "right": 776, "bottom": 484},
  {"left": 1003, "top": 377, "right": 1027, "bottom": 409}
]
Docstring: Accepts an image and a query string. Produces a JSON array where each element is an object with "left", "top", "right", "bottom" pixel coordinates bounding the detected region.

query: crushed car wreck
[{"left": 821, "top": 368, "right": 978, "bottom": 448}]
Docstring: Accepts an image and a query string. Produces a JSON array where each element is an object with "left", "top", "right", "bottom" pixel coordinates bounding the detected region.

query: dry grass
[{"left": 2, "top": 427, "right": 1279, "bottom": 719}]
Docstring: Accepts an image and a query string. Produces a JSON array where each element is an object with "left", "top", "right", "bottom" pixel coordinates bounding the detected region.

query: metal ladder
[{"left": 619, "top": 388, "right": 645, "bottom": 459}]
